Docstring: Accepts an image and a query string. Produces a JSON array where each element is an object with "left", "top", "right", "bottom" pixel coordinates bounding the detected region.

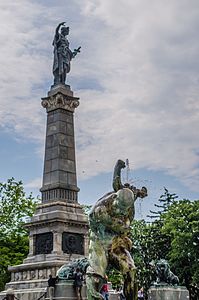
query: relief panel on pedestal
[
  {"left": 62, "top": 232, "right": 84, "bottom": 255},
  {"left": 34, "top": 232, "right": 53, "bottom": 255}
]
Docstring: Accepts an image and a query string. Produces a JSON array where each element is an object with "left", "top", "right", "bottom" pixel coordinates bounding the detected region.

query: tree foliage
[
  {"left": 0, "top": 178, "right": 36, "bottom": 234},
  {"left": 147, "top": 187, "right": 178, "bottom": 219},
  {"left": 131, "top": 189, "right": 199, "bottom": 300},
  {"left": 162, "top": 200, "right": 199, "bottom": 290},
  {"left": 0, "top": 178, "right": 37, "bottom": 291},
  {"left": 81, "top": 204, "right": 92, "bottom": 215}
]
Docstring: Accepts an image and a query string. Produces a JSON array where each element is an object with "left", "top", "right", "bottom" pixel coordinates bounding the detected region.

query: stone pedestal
[
  {"left": 0, "top": 85, "right": 89, "bottom": 300},
  {"left": 47, "top": 281, "right": 87, "bottom": 300},
  {"left": 40, "top": 84, "right": 80, "bottom": 204},
  {"left": 148, "top": 286, "right": 189, "bottom": 300},
  {"left": 45, "top": 281, "right": 118, "bottom": 300}
]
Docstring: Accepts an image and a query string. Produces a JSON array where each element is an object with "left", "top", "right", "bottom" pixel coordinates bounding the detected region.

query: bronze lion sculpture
[{"left": 155, "top": 259, "right": 179, "bottom": 285}]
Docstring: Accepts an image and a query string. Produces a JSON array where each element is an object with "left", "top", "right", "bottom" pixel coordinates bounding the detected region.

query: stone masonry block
[
  {"left": 50, "top": 171, "right": 59, "bottom": 184},
  {"left": 46, "top": 122, "right": 59, "bottom": 136},
  {"left": 59, "top": 145, "right": 68, "bottom": 159},
  {"left": 66, "top": 122, "right": 74, "bottom": 136},
  {"left": 44, "top": 160, "right": 51, "bottom": 173},
  {"left": 46, "top": 135, "right": 53, "bottom": 148},
  {"left": 46, "top": 134, "right": 62, "bottom": 147},
  {"left": 57, "top": 133, "right": 68, "bottom": 146},
  {"left": 59, "top": 159, "right": 75, "bottom": 172},
  {"left": 45, "top": 133, "right": 75, "bottom": 148},
  {"left": 56, "top": 134, "right": 75, "bottom": 147},
  {"left": 68, "top": 148, "right": 75, "bottom": 160},
  {"left": 53, "top": 109, "right": 73, "bottom": 124},
  {"left": 59, "top": 121, "right": 67, "bottom": 134},
  {"left": 65, "top": 135, "right": 75, "bottom": 147},
  {"left": 43, "top": 173, "right": 51, "bottom": 185},
  {"left": 45, "top": 146, "right": 59, "bottom": 160},
  {"left": 68, "top": 173, "right": 77, "bottom": 186},
  {"left": 60, "top": 111, "right": 73, "bottom": 123},
  {"left": 47, "top": 111, "right": 54, "bottom": 124},
  {"left": 59, "top": 171, "right": 68, "bottom": 183},
  {"left": 52, "top": 110, "right": 60, "bottom": 122},
  {"left": 51, "top": 158, "right": 59, "bottom": 171}
]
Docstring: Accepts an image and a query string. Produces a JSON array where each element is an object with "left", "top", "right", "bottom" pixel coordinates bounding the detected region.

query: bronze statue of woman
[{"left": 52, "top": 22, "right": 81, "bottom": 85}]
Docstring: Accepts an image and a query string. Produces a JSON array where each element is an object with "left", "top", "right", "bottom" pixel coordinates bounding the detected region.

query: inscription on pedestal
[
  {"left": 35, "top": 232, "right": 53, "bottom": 255},
  {"left": 62, "top": 232, "right": 84, "bottom": 254}
]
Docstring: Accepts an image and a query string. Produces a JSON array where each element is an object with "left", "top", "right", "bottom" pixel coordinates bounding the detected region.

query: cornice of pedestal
[{"left": 41, "top": 88, "right": 79, "bottom": 113}]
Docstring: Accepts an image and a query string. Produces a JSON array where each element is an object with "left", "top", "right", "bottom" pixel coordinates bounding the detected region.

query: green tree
[
  {"left": 162, "top": 199, "right": 199, "bottom": 298},
  {"left": 147, "top": 187, "right": 178, "bottom": 220},
  {"left": 131, "top": 220, "right": 154, "bottom": 292},
  {"left": 131, "top": 189, "right": 178, "bottom": 293},
  {"left": 131, "top": 194, "right": 199, "bottom": 300},
  {"left": 81, "top": 204, "right": 92, "bottom": 215},
  {"left": 0, "top": 178, "right": 37, "bottom": 291},
  {"left": 130, "top": 219, "right": 171, "bottom": 294}
]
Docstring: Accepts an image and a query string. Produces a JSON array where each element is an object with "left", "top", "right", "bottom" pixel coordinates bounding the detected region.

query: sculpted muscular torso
[{"left": 86, "top": 160, "right": 147, "bottom": 300}]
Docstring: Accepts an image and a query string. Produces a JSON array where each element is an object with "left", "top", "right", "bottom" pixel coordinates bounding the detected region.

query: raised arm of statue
[
  {"left": 55, "top": 22, "right": 65, "bottom": 34},
  {"left": 112, "top": 159, "right": 126, "bottom": 192},
  {"left": 53, "top": 22, "right": 65, "bottom": 46}
]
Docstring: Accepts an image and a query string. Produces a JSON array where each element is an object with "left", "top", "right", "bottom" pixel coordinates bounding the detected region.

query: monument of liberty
[
  {"left": 0, "top": 22, "right": 89, "bottom": 300},
  {"left": 0, "top": 22, "right": 189, "bottom": 300}
]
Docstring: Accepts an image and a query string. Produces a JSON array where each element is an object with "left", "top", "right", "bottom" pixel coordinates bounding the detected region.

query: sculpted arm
[
  {"left": 55, "top": 22, "right": 65, "bottom": 34},
  {"left": 54, "top": 22, "right": 66, "bottom": 42}
]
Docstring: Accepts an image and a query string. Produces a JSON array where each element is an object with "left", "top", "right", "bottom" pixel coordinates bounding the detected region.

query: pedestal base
[
  {"left": 49, "top": 281, "right": 119, "bottom": 300},
  {"left": 49, "top": 281, "right": 87, "bottom": 300},
  {"left": 0, "top": 287, "right": 47, "bottom": 300},
  {"left": 0, "top": 280, "right": 120, "bottom": 300},
  {"left": 148, "top": 286, "right": 189, "bottom": 300}
]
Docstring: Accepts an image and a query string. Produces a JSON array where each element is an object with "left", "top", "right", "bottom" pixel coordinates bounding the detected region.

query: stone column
[
  {"left": 84, "top": 234, "right": 89, "bottom": 257},
  {"left": 22, "top": 84, "right": 89, "bottom": 263},
  {"left": 28, "top": 235, "right": 34, "bottom": 256},
  {"left": 40, "top": 84, "right": 80, "bottom": 204},
  {"left": 52, "top": 231, "right": 63, "bottom": 255}
]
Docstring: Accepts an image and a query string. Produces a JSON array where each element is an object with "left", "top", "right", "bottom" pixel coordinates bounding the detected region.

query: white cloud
[
  {"left": 24, "top": 177, "right": 42, "bottom": 189},
  {"left": 75, "top": 0, "right": 199, "bottom": 191},
  {"left": 1, "top": 0, "right": 199, "bottom": 193}
]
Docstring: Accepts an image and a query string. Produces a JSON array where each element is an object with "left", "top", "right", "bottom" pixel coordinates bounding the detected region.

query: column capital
[{"left": 41, "top": 92, "right": 79, "bottom": 113}]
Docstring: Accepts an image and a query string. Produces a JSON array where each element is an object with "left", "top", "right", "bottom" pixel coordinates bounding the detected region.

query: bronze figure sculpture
[
  {"left": 57, "top": 257, "right": 89, "bottom": 280},
  {"left": 86, "top": 160, "right": 148, "bottom": 300},
  {"left": 155, "top": 259, "right": 179, "bottom": 286},
  {"left": 52, "top": 22, "right": 81, "bottom": 85}
]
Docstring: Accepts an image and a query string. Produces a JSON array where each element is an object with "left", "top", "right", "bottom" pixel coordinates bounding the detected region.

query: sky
[{"left": 0, "top": 0, "right": 199, "bottom": 220}]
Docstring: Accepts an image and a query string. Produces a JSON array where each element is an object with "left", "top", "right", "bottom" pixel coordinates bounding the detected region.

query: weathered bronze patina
[
  {"left": 155, "top": 259, "right": 179, "bottom": 286},
  {"left": 52, "top": 22, "right": 81, "bottom": 85},
  {"left": 86, "top": 160, "right": 148, "bottom": 300}
]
